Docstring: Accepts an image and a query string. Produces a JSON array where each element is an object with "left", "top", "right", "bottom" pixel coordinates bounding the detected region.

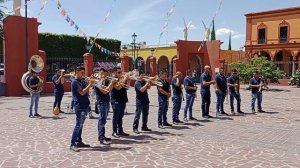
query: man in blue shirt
[
  {"left": 183, "top": 69, "right": 197, "bottom": 121},
  {"left": 214, "top": 67, "right": 228, "bottom": 116},
  {"left": 94, "top": 68, "right": 116, "bottom": 145},
  {"left": 171, "top": 71, "right": 184, "bottom": 124},
  {"left": 70, "top": 67, "right": 95, "bottom": 152},
  {"left": 52, "top": 69, "right": 65, "bottom": 113},
  {"left": 111, "top": 67, "right": 130, "bottom": 137},
  {"left": 157, "top": 70, "right": 172, "bottom": 128},
  {"left": 133, "top": 70, "right": 152, "bottom": 134},
  {"left": 249, "top": 70, "right": 267, "bottom": 113},
  {"left": 28, "top": 71, "right": 43, "bottom": 118},
  {"left": 200, "top": 65, "right": 215, "bottom": 118},
  {"left": 227, "top": 69, "right": 244, "bottom": 114}
]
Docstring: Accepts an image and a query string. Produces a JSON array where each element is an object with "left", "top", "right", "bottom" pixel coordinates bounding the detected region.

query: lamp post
[
  {"left": 25, "top": 0, "right": 29, "bottom": 70},
  {"left": 131, "top": 33, "right": 137, "bottom": 69}
]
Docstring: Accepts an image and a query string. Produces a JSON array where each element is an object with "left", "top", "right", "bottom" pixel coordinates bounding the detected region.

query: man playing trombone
[
  {"left": 94, "top": 68, "right": 116, "bottom": 145},
  {"left": 111, "top": 67, "right": 130, "bottom": 137},
  {"left": 133, "top": 70, "right": 152, "bottom": 134}
]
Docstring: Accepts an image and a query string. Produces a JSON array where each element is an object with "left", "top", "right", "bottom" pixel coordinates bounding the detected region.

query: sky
[{"left": 3, "top": 0, "right": 300, "bottom": 50}]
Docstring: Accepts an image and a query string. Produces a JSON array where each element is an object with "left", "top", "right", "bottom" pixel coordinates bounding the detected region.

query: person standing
[
  {"left": 28, "top": 71, "right": 43, "bottom": 118},
  {"left": 249, "top": 70, "right": 268, "bottom": 113},
  {"left": 52, "top": 69, "right": 65, "bottom": 113},
  {"left": 157, "top": 70, "right": 172, "bottom": 128},
  {"left": 227, "top": 69, "right": 244, "bottom": 114},
  {"left": 214, "top": 67, "right": 228, "bottom": 116},
  {"left": 111, "top": 67, "right": 130, "bottom": 137},
  {"left": 200, "top": 65, "right": 215, "bottom": 118},
  {"left": 94, "top": 68, "right": 116, "bottom": 145},
  {"left": 171, "top": 71, "right": 184, "bottom": 124},
  {"left": 70, "top": 67, "right": 95, "bottom": 152},
  {"left": 133, "top": 71, "right": 152, "bottom": 134},
  {"left": 183, "top": 70, "right": 197, "bottom": 121}
]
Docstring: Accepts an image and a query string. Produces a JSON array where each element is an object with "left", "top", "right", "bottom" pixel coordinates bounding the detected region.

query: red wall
[{"left": 4, "top": 16, "right": 39, "bottom": 96}]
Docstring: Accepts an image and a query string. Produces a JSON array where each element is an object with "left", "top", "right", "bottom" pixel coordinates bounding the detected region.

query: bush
[
  {"left": 229, "top": 57, "right": 284, "bottom": 84},
  {"left": 289, "top": 70, "right": 300, "bottom": 87}
]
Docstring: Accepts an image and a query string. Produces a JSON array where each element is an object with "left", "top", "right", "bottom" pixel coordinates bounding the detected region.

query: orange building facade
[{"left": 245, "top": 6, "right": 300, "bottom": 77}]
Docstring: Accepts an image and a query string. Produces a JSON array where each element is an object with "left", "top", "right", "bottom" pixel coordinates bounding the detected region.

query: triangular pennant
[
  {"left": 61, "top": 8, "right": 66, "bottom": 16},
  {"left": 57, "top": 0, "right": 62, "bottom": 9},
  {"left": 70, "top": 20, "right": 75, "bottom": 27},
  {"left": 66, "top": 15, "right": 70, "bottom": 23}
]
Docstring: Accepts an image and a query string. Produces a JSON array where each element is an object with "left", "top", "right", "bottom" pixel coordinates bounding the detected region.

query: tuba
[{"left": 21, "top": 55, "right": 44, "bottom": 93}]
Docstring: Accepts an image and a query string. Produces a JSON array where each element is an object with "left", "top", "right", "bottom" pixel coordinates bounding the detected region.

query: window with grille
[{"left": 258, "top": 28, "right": 266, "bottom": 44}]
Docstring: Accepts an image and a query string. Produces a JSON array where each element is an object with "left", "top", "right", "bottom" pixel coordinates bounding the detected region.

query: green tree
[
  {"left": 210, "top": 19, "right": 216, "bottom": 40},
  {"left": 289, "top": 70, "right": 300, "bottom": 87},
  {"left": 229, "top": 57, "right": 284, "bottom": 84}
]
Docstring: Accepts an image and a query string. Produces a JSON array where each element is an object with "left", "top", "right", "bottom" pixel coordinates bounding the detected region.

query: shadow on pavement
[
  {"left": 169, "top": 125, "right": 191, "bottom": 130},
  {"left": 214, "top": 116, "right": 234, "bottom": 120},
  {"left": 112, "top": 139, "right": 150, "bottom": 145},
  {"left": 37, "top": 116, "right": 67, "bottom": 120},
  {"left": 121, "top": 134, "right": 164, "bottom": 141},
  {"left": 81, "top": 146, "right": 132, "bottom": 152},
  {"left": 146, "top": 130, "right": 183, "bottom": 136},
  {"left": 183, "top": 122, "right": 203, "bottom": 126},
  {"left": 257, "top": 111, "right": 279, "bottom": 114}
]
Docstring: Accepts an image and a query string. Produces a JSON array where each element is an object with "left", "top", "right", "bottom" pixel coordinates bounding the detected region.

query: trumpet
[{"left": 143, "top": 75, "right": 163, "bottom": 87}]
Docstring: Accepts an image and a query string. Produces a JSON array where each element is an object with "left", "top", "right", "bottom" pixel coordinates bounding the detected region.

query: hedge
[{"left": 38, "top": 33, "right": 121, "bottom": 61}]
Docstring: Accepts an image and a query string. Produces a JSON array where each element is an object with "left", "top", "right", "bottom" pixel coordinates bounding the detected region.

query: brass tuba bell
[{"left": 21, "top": 55, "right": 44, "bottom": 93}]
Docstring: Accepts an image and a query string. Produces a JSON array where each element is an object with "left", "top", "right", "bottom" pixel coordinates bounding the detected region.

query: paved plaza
[{"left": 0, "top": 85, "right": 300, "bottom": 168}]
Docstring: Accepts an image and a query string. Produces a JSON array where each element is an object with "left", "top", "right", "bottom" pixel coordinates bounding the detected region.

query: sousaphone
[{"left": 21, "top": 55, "right": 44, "bottom": 93}]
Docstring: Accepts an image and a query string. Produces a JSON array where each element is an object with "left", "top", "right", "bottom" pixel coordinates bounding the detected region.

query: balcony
[{"left": 257, "top": 39, "right": 266, "bottom": 44}]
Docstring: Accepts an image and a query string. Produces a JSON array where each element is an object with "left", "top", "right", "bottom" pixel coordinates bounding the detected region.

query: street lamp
[
  {"left": 132, "top": 33, "right": 137, "bottom": 69},
  {"left": 151, "top": 48, "right": 155, "bottom": 57},
  {"left": 25, "top": 0, "right": 29, "bottom": 70}
]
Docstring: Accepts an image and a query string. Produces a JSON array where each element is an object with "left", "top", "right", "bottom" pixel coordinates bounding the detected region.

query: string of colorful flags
[
  {"left": 56, "top": 0, "right": 120, "bottom": 57},
  {"left": 37, "top": 0, "right": 48, "bottom": 16},
  {"left": 158, "top": 0, "right": 177, "bottom": 44}
]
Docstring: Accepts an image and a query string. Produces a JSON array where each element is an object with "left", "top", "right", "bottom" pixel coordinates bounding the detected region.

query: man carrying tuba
[{"left": 28, "top": 70, "right": 43, "bottom": 118}]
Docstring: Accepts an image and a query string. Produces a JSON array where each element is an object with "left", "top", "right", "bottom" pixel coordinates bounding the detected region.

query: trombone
[{"left": 143, "top": 75, "right": 163, "bottom": 87}]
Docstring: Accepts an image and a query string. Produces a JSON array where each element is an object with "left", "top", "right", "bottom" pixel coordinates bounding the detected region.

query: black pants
[{"left": 201, "top": 92, "right": 211, "bottom": 116}]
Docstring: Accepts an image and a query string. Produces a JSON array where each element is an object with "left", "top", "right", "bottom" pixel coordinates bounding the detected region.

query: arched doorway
[
  {"left": 258, "top": 51, "right": 271, "bottom": 61},
  {"left": 157, "top": 56, "right": 169, "bottom": 75},
  {"left": 189, "top": 55, "right": 202, "bottom": 83},
  {"left": 137, "top": 57, "right": 145, "bottom": 72},
  {"left": 145, "top": 56, "right": 151, "bottom": 75},
  {"left": 170, "top": 56, "right": 177, "bottom": 77},
  {"left": 274, "top": 50, "right": 292, "bottom": 78}
]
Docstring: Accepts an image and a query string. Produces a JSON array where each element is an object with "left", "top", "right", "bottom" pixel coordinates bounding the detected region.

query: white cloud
[{"left": 216, "top": 28, "right": 245, "bottom": 39}]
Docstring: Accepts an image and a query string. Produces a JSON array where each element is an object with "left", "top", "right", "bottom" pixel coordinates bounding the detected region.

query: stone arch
[
  {"left": 257, "top": 51, "right": 271, "bottom": 61},
  {"left": 145, "top": 56, "right": 152, "bottom": 75},
  {"left": 170, "top": 55, "right": 177, "bottom": 76},
  {"left": 189, "top": 55, "right": 202, "bottom": 83},
  {"left": 157, "top": 56, "right": 169, "bottom": 75}
]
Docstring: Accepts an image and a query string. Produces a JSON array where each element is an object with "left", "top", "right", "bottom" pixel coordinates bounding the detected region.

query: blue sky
[{"left": 4, "top": 0, "right": 300, "bottom": 50}]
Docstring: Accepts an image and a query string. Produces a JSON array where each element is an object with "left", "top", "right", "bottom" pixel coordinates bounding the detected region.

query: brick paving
[{"left": 0, "top": 85, "right": 300, "bottom": 168}]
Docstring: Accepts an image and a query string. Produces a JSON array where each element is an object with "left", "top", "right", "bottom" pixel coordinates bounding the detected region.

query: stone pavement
[{"left": 0, "top": 85, "right": 300, "bottom": 168}]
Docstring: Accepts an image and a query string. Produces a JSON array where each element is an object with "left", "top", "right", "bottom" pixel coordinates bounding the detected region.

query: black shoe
[
  {"left": 158, "top": 125, "right": 164, "bottom": 129},
  {"left": 75, "top": 142, "right": 90, "bottom": 148},
  {"left": 207, "top": 115, "right": 214, "bottom": 118},
  {"left": 133, "top": 128, "right": 139, "bottom": 134},
  {"left": 258, "top": 110, "right": 265, "bottom": 112},
  {"left": 69, "top": 145, "right": 80, "bottom": 152},
  {"left": 221, "top": 112, "right": 229, "bottom": 116},
  {"left": 104, "top": 137, "right": 112, "bottom": 141},
  {"left": 119, "top": 131, "right": 130, "bottom": 136},
  {"left": 34, "top": 113, "right": 40, "bottom": 117},
  {"left": 237, "top": 111, "right": 245, "bottom": 114},
  {"left": 189, "top": 117, "right": 196, "bottom": 120},
  {"left": 163, "top": 122, "right": 172, "bottom": 127},
  {"left": 100, "top": 139, "right": 110, "bottom": 145},
  {"left": 141, "top": 127, "right": 152, "bottom": 131},
  {"left": 29, "top": 114, "right": 34, "bottom": 118},
  {"left": 112, "top": 132, "right": 120, "bottom": 138}
]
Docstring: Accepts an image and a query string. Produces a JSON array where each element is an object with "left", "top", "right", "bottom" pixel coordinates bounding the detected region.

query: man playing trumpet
[
  {"left": 52, "top": 69, "right": 65, "bottom": 113},
  {"left": 172, "top": 71, "right": 184, "bottom": 124},
  {"left": 201, "top": 65, "right": 215, "bottom": 118},
  {"left": 94, "top": 68, "right": 116, "bottom": 145},
  {"left": 227, "top": 69, "right": 244, "bottom": 114},
  {"left": 133, "top": 70, "right": 152, "bottom": 134},
  {"left": 111, "top": 67, "right": 130, "bottom": 137},
  {"left": 249, "top": 70, "right": 268, "bottom": 113},
  {"left": 183, "top": 69, "right": 197, "bottom": 121}
]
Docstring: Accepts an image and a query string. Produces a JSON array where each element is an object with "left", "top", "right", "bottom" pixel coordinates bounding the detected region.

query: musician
[
  {"left": 52, "top": 69, "right": 65, "bottom": 113},
  {"left": 28, "top": 71, "right": 43, "bottom": 118},
  {"left": 157, "top": 70, "right": 172, "bottom": 128},
  {"left": 133, "top": 70, "right": 152, "bottom": 134},
  {"left": 214, "top": 67, "right": 228, "bottom": 116},
  {"left": 172, "top": 71, "right": 184, "bottom": 124},
  {"left": 227, "top": 69, "right": 244, "bottom": 114},
  {"left": 70, "top": 67, "right": 95, "bottom": 152},
  {"left": 94, "top": 68, "right": 116, "bottom": 145},
  {"left": 200, "top": 65, "right": 215, "bottom": 118},
  {"left": 249, "top": 70, "right": 267, "bottom": 113},
  {"left": 183, "top": 69, "right": 197, "bottom": 121},
  {"left": 111, "top": 67, "right": 130, "bottom": 137}
]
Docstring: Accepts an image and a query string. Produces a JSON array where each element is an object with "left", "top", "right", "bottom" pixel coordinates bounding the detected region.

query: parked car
[{"left": 0, "top": 63, "right": 4, "bottom": 75}]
